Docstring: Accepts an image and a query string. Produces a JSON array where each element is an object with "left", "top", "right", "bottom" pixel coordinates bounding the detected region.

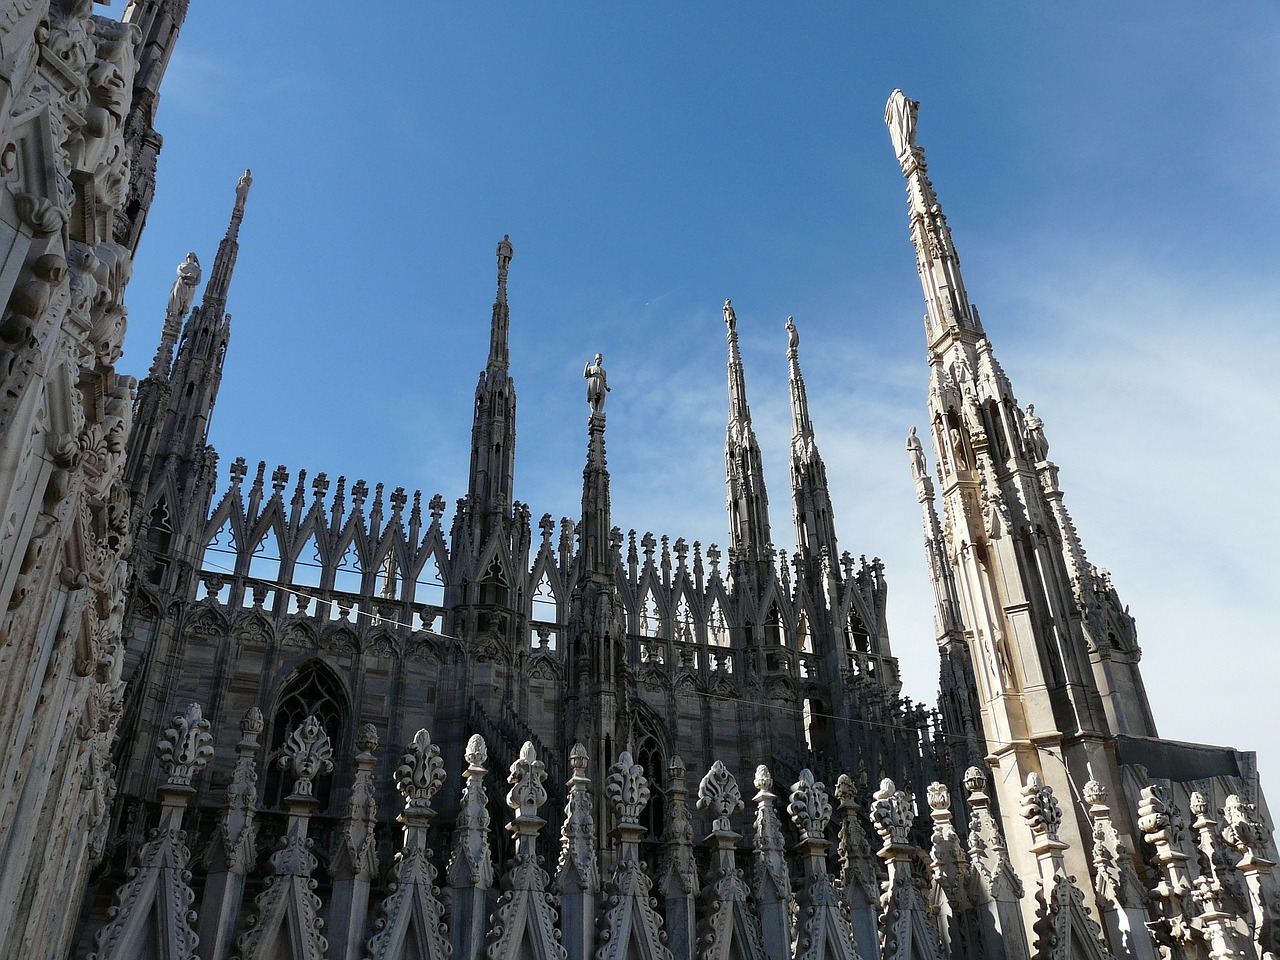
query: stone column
[
  {"left": 555, "top": 743, "right": 600, "bottom": 960},
  {"left": 750, "top": 765, "right": 794, "bottom": 960},
  {"left": 1083, "top": 779, "right": 1157, "bottom": 960},
  {"left": 788, "top": 769, "right": 858, "bottom": 960},
  {"left": 447, "top": 734, "right": 495, "bottom": 960},
  {"left": 962, "top": 766, "right": 1029, "bottom": 960},
  {"left": 198, "top": 707, "right": 263, "bottom": 960},
  {"left": 328, "top": 724, "right": 380, "bottom": 960},
  {"left": 835, "top": 773, "right": 881, "bottom": 959},
  {"left": 657, "top": 757, "right": 698, "bottom": 960}
]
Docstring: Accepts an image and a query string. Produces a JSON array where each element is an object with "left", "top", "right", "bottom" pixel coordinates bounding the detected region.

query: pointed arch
[
  {"left": 637, "top": 586, "right": 662, "bottom": 638},
  {"left": 632, "top": 705, "right": 668, "bottom": 842},
  {"left": 246, "top": 520, "right": 284, "bottom": 584},
  {"left": 332, "top": 533, "right": 364, "bottom": 595},
  {"left": 262, "top": 660, "right": 348, "bottom": 811}
]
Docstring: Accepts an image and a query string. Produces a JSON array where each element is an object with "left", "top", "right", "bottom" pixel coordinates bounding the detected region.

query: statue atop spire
[
  {"left": 584, "top": 353, "right": 609, "bottom": 416},
  {"left": 885, "top": 89, "right": 919, "bottom": 165},
  {"left": 497, "top": 233, "right": 513, "bottom": 289}
]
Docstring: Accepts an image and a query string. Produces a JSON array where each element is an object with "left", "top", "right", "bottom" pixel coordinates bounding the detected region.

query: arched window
[
  {"left": 262, "top": 661, "right": 347, "bottom": 810},
  {"left": 479, "top": 556, "right": 507, "bottom": 605},
  {"left": 633, "top": 713, "right": 667, "bottom": 844},
  {"left": 638, "top": 589, "right": 661, "bottom": 638}
]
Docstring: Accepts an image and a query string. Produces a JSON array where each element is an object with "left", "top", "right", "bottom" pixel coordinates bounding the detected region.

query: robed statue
[
  {"left": 907, "top": 426, "right": 928, "bottom": 481},
  {"left": 885, "top": 89, "right": 920, "bottom": 164},
  {"left": 584, "top": 353, "right": 609, "bottom": 414},
  {"left": 166, "top": 252, "right": 201, "bottom": 321}
]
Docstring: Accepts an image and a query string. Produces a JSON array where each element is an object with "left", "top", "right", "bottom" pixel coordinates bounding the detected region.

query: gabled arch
[
  {"left": 245, "top": 518, "right": 284, "bottom": 584},
  {"left": 332, "top": 533, "right": 364, "bottom": 595}
]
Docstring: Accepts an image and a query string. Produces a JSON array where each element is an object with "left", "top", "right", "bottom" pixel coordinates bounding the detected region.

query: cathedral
[{"left": 0, "top": 4, "right": 1274, "bottom": 960}]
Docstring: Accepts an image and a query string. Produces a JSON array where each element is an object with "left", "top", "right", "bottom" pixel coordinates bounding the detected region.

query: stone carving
[
  {"left": 88, "top": 704, "right": 210, "bottom": 960},
  {"left": 155, "top": 701, "right": 214, "bottom": 788},
  {"left": 751, "top": 765, "right": 793, "bottom": 959},
  {"left": 873, "top": 778, "right": 944, "bottom": 960},
  {"left": 1137, "top": 783, "right": 1198, "bottom": 955},
  {"left": 364, "top": 729, "right": 451, "bottom": 960},
  {"left": 329, "top": 726, "right": 380, "bottom": 959},
  {"left": 597, "top": 751, "right": 672, "bottom": 960},
  {"left": 167, "top": 252, "right": 201, "bottom": 321},
  {"left": 1082, "top": 779, "right": 1152, "bottom": 960},
  {"left": 907, "top": 426, "right": 928, "bottom": 482},
  {"left": 788, "top": 770, "right": 858, "bottom": 960},
  {"left": 1021, "top": 773, "right": 1113, "bottom": 960},
  {"left": 237, "top": 716, "right": 330, "bottom": 960},
  {"left": 834, "top": 773, "right": 880, "bottom": 958},
  {"left": 280, "top": 714, "right": 334, "bottom": 800},
  {"left": 696, "top": 760, "right": 766, "bottom": 960},
  {"left": 697, "top": 760, "right": 742, "bottom": 834},
  {"left": 449, "top": 734, "right": 494, "bottom": 960},
  {"left": 396, "top": 728, "right": 447, "bottom": 813},
  {"left": 960, "top": 766, "right": 1028, "bottom": 960},
  {"left": 658, "top": 757, "right": 698, "bottom": 960},
  {"left": 1222, "top": 793, "right": 1279, "bottom": 959},
  {"left": 885, "top": 89, "right": 920, "bottom": 163},
  {"left": 1024, "top": 404, "right": 1049, "bottom": 461},
  {"left": 584, "top": 352, "right": 610, "bottom": 415},
  {"left": 555, "top": 743, "right": 598, "bottom": 960},
  {"left": 486, "top": 741, "right": 566, "bottom": 960}
]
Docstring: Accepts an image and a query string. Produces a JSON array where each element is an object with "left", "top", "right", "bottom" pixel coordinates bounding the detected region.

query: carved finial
[
  {"left": 279, "top": 715, "right": 333, "bottom": 800},
  {"left": 1222, "top": 794, "right": 1267, "bottom": 862},
  {"left": 962, "top": 766, "right": 987, "bottom": 800},
  {"left": 1020, "top": 772, "right": 1063, "bottom": 844},
  {"left": 606, "top": 751, "right": 651, "bottom": 827},
  {"left": 465, "top": 732, "right": 488, "bottom": 767},
  {"left": 787, "top": 769, "right": 833, "bottom": 843},
  {"left": 242, "top": 705, "right": 264, "bottom": 737},
  {"left": 927, "top": 781, "right": 950, "bottom": 815},
  {"left": 395, "top": 728, "right": 446, "bottom": 814},
  {"left": 155, "top": 703, "right": 214, "bottom": 788},
  {"left": 506, "top": 741, "right": 548, "bottom": 825},
  {"left": 870, "top": 777, "right": 912, "bottom": 848},
  {"left": 1082, "top": 779, "right": 1108, "bottom": 808},
  {"left": 697, "top": 760, "right": 742, "bottom": 835},
  {"left": 355, "top": 723, "right": 378, "bottom": 755}
]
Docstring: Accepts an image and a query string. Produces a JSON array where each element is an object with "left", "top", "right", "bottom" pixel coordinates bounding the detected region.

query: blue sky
[{"left": 118, "top": 4, "right": 1280, "bottom": 778}]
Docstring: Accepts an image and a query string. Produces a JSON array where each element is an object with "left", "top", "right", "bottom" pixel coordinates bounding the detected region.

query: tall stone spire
[
  {"left": 885, "top": 91, "right": 980, "bottom": 344},
  {"left": 118, "top": 0, "right": 195, "bottom": 252},
  {"left": 489, "top": 234, "right": 513, "bottom": 373},
  {"left": 200, "top": 169, "right": 252, "bottom": 320},
  {"left": 463, "top": 236, "right": 518, "bottom": 548},
  {"left": 785, "top": 316, "right": 837, "bottom": 559},
  {"left": 722, "top": 299, "right": 773, "bottom": 584},
  {"left": 887, "top": 89, "right": 1153, "bottom": 926},
  {"left": 564, "top": 355, "right": 630, "bottom": 840},
  {"left": 907, "top": 424, "right": 983, "bottom": 769},
  {"left": 126, "top": 171, "right": 250, "bottom": 560}
]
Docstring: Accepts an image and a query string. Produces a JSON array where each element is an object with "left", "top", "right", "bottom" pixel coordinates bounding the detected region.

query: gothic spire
[
  {"left": 785, "top": 316, "right": 837, "bottom": 559},
  {"left": 118, "top": 0, "right": 194, "bottom": 252},
  {"left": 489, "top": 234, "right": 513, "bottom": 374},
  {"left": 722, "top": 299, "right": 773, "bottom": 580},
  {"left": 200, "top": 169, "right": 251, "bottom": 321},
  {"left": 885, "top": 90, "right": 980, "bottom": 344},
  {"left": 463, "top": 236, "right": 518, "bottom": 549},
  {"left": 579, "top": 354, "right": 612, "bottom": 575}
]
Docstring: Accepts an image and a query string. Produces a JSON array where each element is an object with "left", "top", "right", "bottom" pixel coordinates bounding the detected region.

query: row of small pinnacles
[
  {"left": 85, "top": 701, "right": 1276, "bottom": 960},
  {"left": 179, "top": 457, "right": 889, "bottom": 653}
]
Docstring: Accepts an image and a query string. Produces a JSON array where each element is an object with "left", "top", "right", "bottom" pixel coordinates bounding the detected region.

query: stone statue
[
  {"left": 1024, "top": 403, "right": 1048, "bottom": 461},
  {"left": 723, "top": 298, "right": 736, "bottom": 333},
  {"left": 907, "top": 426, "right": 927, "bottom": 481},
  {"left": 584, "top": 353, "right": 609, "bottom": 414},
  {"left": 235, "top": 169, "right": 253, "bottom": 208},
  {"left": 785, "top": 315, "right": 798, "bottom": 353},
  {"left": 885, "top": 89, "right": 919, "bottom": 163},
  {"left": 166, "top": 252, "right": 201, "bottom": 321}
]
